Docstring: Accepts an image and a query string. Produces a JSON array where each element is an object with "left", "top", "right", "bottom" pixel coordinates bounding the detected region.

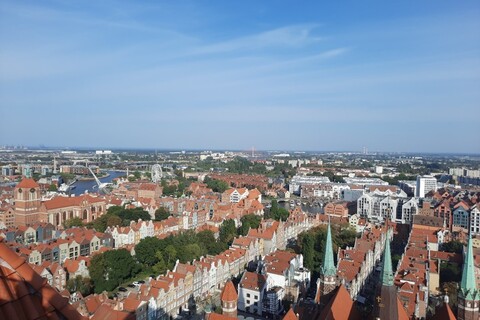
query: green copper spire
[
  {"left": 460, "top": 236, "right": 479, "bottom": 300},
  {"left": 321, "top": 218, "right": 336, "bottom": 276},
  {"left": 381, "top": 229, "right": 394, "bottom": 286}
]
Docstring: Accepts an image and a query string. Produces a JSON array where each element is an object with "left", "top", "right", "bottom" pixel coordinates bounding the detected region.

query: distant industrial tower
[{"left": 53, "top": 157, "right": 58, "bottom": 174}]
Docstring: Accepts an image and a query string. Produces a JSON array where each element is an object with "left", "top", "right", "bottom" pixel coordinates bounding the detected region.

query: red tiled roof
[
  {"left": 283, "top": 308, "right": 299, "bottom": 320},
  {"left": 432, "top": 302, "right": 457, "bottom": 320},
  {"left": 0, "top": 240, "right": 85, "bottom": 319},
  {"left": 396, "top": 296, "right": 411, "bottom": 320},
  {"left": 16, "top": 178, "right": 40, "bottom": 189},
  {"left": 318, "top": 284, "right": 361, "bottom": 320},
  {"left": 123, "top": 297, "right": 142, "bottom": 311},
  {"left": 44, "top": 194, "right": 104, "bottom": 210},
  {"left": 221, "top": 280, "right": 238, "bottom": 302},
  {"left": 240, "top": 271, "right": 266, "bottom": 291},
  {"left": 90, "top": 303, "right": 134, "bottom": 320},
  {"left": 206, "top": 313, "right": 237, "bottom": 320},
  {"left": 64, "top": 259, "right": 80, "bottom": 273}
]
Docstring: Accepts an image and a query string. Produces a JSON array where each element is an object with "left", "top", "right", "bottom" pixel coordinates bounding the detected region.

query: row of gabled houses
[
  {"left": 392, "top": 223, "right": 464, "bottom": 319},
  {"left": 104, "top": 187, "right": 266, "bottom": 249},
  {"left": 335, "top": 221, "right": 392, "bottom": 301},
  {"left": 3, "top": 226, "right": 113, "bottom": 267},
  {"left": 78, "top": 210, "right": 314, "bottom": 319},
  {"left": 235, "top": 250, "right": 311, "bottom": 317}
]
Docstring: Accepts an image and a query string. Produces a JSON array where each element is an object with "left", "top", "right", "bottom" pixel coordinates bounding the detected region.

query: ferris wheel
[{"left": 151, "top": 164, "right": 163, "bottom": 183}]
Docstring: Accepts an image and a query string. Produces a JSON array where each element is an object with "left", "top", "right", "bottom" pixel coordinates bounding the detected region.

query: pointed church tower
[
  {"left": 315, "top": 218, "right": 337, "bottom": 305},
  {"left": 457, "top": 235, "right": 480, "bottom": 320},
  {"left": 375, "top": 228, "right": 409, "bottom": 320},
  {"left": 221, "top": 280, "right": 238, "bottom": 318}
]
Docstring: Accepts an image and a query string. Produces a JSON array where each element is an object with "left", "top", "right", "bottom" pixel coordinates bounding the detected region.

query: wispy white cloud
[
  {"left": 0, "top": 1, "right": 479, "bottom": 152},
  {"left": 192, "top": 24, "right": 323, "bottom": 54}
]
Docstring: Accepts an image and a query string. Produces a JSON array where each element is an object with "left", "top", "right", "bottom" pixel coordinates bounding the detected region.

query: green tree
[
  {"left": 89, "top": 253, "right": 109, "bottom": 292},
  {"left": 271, "top": 199, "right": 279, "bottom": 212},
  {"left": 239, "top": 214, "right": 262, "bottom": 236},
  {"left": 48, "top": 184, "right": 58, "bottom": 191},
  {"left": 89, "top": 249, "right": 140, "bottom": 293},
  {"left": 152, "top": 251, "right": 167, "bottom": 275},
  {"left": 301, "top": 233, "right": 315, "bottom": 270},
  {"left": 440, "top": 262, "right": 462, "bottom": 283},
  {"left": 63, "top": 217, "right": 84, "bottom": 228},
  {"left": 133, "top": 171, "right": 141, "bottom": 180},
  {"left": 268, "top": 200, "right": 290, "bottom": 221},
  {"left": 164, "top": 245, "right": 177, "bottom": 267},
  {"left": 442, "top": 240, "right": 463, "bottom": 254},
  {"left": 161, "top": 180, "right": 177, "bottom": 196},
  {"left": 135, "top": 237, "right": 163, "bottom": 266},
  {"left": 180, "top": 243, "right": 201, "bottom": 262},
  {"left": 204, "top": 177, "right": 230, "bottom": 193},
  {"left": 154, "top": 207, "right": 170, "bottom": 221},
  {"left": 106, "top": 215, "right": 122, "bottom": 228},
  {"left": 219, "top": 219, "right": 237, "bottom": 246},
  {"left": 66, "top": 275, "right": 93, "bottom": 296},
  {"left": 92, "top": 215, "right": 108, "bottom": 232},
  {"left": 196, "top": 230, "right": 224, "bottom": 254}
]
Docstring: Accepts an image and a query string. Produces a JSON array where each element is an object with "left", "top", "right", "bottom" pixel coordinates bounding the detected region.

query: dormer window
[{"left": 30, "top": 188, "right": 35, "bottom": 193}]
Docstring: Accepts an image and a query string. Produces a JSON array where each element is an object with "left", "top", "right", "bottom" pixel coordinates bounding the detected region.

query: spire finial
[
  {"left": 460, "top": 235, "right": 479, "bottom": 300},
  {"left": 321, "top": 217, "right": 336, "bottom": 276},
  {"left": 381, "top": 228, "right": 394, "bottom": 286}
]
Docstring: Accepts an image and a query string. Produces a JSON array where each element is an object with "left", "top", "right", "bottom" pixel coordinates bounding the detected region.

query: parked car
[
  {"left": 138, "top": 280, "right": 145, "bottom": 284},
  {"left": 128, "top": 284, "right": 136, "bottom": 288},
  {"left": 132, "top": 281, "right": 139, "bottom": 286},
  {"left": 118, "top": 287, "right": 127, "bottom": 292}
]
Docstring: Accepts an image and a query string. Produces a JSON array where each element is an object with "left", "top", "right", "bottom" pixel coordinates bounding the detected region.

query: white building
[
  {"left": 238, "top": 271, "right": 269, "bottom": 315},
  {"left": 343, "top": 177, "right": 388, "bottom": 186},
  {"left": 95, "top": 150, "right": 112, "bottom": 155},
  {"left": 398, "top": 180, "right": 416, "bottom": 196},
  {"left": 289, "top": 175, "right": 330, "bottom": 195},
  {"left": 399, "top": 198, "right": 419, "bottom": 224},
  {"left": 470, "top": 205, "right": 480, "bottom": 236},
  {"left": 415, "top": 175, "right": 437, "bottom": 198},
  {"left": 357, "top": 191, "right": 415, "bottom": 223}
]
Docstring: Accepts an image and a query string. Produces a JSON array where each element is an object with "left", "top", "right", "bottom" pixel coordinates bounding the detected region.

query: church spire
[
  {"left": 375, "top": 227, "right": 410, "bottom": 320},
  {"left": 460, "top": 235, "right": 479, "bottom": 300},
  {"left": 381, "top": 229, "right": 394, "bottom": 286},
  {"left": 321, "top": 217, "right": 336, "bottom": 276},
  {"left": 315, "top": 217, "right": 337, "bottom": 306}
]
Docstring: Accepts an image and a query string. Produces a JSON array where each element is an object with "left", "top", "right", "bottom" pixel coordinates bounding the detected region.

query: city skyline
[{"left": 1, "top": 1, "right": 479, "bottom": 153}]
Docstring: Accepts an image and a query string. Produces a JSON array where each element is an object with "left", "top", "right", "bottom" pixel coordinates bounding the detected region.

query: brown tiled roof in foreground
[
  {"left": 205, "top": 313, "right": 237, "bottom": 320},
  {"left": 431, "top": 302, "right": 457, "bottom": 320},
  {"left": 283, "top": 308, "right": 299, "bottom": 320},
  {"left": 318, "top": 284, "right": 362, "bottom": 320},
  {"left": 0, "top": 240, "right": 85, "bottom": 320}
]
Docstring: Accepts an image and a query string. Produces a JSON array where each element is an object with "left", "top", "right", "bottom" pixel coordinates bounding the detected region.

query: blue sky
[{"left": 0, "top": 1, "right": 479, "bottom": 153}]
